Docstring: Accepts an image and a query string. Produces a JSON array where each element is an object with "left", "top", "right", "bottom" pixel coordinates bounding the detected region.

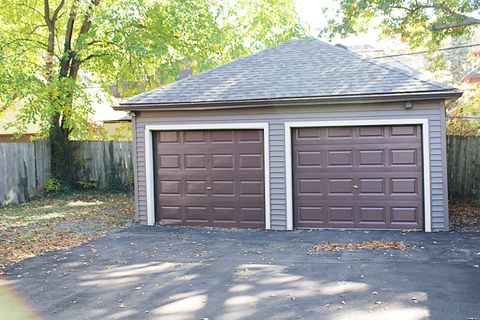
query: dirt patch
[
  {"left": 309, "top": 240, "right": 410, "bottom": 252},
  {"left": 450, "top": 200, "right": 480, "bottom": 232}
]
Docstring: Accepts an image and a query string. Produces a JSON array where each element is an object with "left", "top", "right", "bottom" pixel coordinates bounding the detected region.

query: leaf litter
[
  {"left": 0, "top": 192, "right": 134, "bottom": 272},
  {"left": 309, "top": 240, "right": 409, "bottom": 252}
]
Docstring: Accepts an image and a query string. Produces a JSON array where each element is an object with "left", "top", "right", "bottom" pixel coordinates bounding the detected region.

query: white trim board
[
  {"left": 284, "top": 119, "right": 432, "bottom": 232},
  {"left": 144, "top": 123, "right": 271, "bottom": 229}
]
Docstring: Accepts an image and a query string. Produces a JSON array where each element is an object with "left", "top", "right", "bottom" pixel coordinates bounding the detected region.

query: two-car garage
[{"left": 117, "top": 39, "right": 459, "bottom": 231}]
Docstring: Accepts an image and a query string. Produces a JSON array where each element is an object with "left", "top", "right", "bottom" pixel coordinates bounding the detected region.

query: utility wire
[
  {"left": 448, "top": 115, "right": 480, "bottom": 120},
  {"left": 372, "top": 43, "right": 480, "bottom": 59}
]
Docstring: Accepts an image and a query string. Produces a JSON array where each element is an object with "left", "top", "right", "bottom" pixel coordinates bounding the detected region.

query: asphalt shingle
[{"left": 122, "top": 38, "right": 454, "bottom": 106}]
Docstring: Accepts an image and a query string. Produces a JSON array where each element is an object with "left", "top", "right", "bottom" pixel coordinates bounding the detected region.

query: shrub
[
  {"left": 77, "top": 177, "right": 99, "bottom": 190},
  {"left": 44, "top": 178, "right": 63, "bottom": 193}
]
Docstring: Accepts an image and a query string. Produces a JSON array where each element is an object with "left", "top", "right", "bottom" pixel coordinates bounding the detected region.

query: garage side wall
[{"left": 133, "top": 100, "right": 448, "bottom": 231}]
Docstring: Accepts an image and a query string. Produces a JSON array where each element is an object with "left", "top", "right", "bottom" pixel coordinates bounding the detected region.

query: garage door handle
[
  {"left": 206, "top": 186, "right": 212, "bottom": 190},
  {"left": 353, "top": 185, "right": 359, "bottom": 189}
]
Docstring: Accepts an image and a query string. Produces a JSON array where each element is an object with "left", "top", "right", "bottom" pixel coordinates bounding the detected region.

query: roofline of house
[
  {"left": 114, "top": 90, "right": 462, "bottom": 112},
  {"left": 102, "top": 119, "right": 132, "bottom": 124}
]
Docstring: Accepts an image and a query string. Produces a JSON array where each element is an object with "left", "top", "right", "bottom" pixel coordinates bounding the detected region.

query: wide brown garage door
[
  {"left": 292, "top": 125, "right": 424, "bottom": 230},
  {"left": 154, "top": 129, "right": 265, "bottom": 228}
]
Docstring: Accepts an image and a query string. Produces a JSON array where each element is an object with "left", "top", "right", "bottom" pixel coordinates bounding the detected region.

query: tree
[
  {"left": 0, "top": 0, "right": 306, "bottom": 183},
  {"left": 323, "top": 0, "right": 480, "bottom": 49}
]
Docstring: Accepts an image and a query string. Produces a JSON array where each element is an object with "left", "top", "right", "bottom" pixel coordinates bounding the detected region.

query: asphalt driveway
[{"left": 1, "top": 226, "right": 479, "bottom": 320}]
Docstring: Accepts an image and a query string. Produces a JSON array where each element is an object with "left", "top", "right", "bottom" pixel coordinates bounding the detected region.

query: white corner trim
[
  {"left": 145, "top": 129, "right": 155, "bottom": 226},
  {"left": 284, "top": 118, "right": 432, "bottom": 232},
  {"left": 144, "top": 122, "right": 271, "bottom": 229}
]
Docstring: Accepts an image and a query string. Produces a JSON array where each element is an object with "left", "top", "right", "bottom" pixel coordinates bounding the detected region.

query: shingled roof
[{"left": 119, "top": 38, "right": 460, "bottom": 109}]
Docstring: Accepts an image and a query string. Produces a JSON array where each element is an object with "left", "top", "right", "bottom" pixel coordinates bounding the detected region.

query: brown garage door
[
  {"left": 153, "top": 129, "right": 265, "bottom": 228},
  {"left": 292, "top": 125, "right": 424, "bottom": 230}
]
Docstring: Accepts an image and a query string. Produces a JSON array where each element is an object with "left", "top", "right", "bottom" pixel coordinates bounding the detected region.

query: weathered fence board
[
  {"left": 71, "top": 141, "right": 133, "bottom": 190},
  {"left": 0, "top": 140, "right": 50, "bottom": 205},
  {"left": 447, "top": 135, "right": 480, "bottom": 200}
]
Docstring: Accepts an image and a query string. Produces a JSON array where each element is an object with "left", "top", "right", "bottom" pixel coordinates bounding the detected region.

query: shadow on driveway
[{"left": 1, "top": 226, "right": 479, "bottom": 320}]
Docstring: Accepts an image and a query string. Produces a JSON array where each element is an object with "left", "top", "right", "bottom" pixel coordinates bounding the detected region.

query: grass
[{"left": 0, "top": 191, "right": 134, "bottom": 272}]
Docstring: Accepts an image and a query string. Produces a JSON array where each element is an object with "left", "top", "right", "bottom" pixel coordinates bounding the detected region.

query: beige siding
[{"left": 133, "top": 100, "right": 449, "bottom": 230}]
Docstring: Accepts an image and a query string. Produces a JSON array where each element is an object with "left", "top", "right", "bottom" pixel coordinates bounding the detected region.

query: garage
[
  {"left": 291, "top": 125, "right": 424, "bottom": 230},
  {"left": 116, "top": 38, "right": 461, "bottom": 231},
  {"left": 153, "top": 129, "right": 266, "bottom": 228}
]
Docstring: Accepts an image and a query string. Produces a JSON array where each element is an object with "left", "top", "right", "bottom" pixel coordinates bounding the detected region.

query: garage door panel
[
  {"left": 240, "top": 208, "right": 265, "bottom": 224},
  {"left": 326, "top": 127, "right": 353, "bottom": 138},
  {"left": 211, "top": 154, "right": 234, "bottom": 169},
  {"left": 184, "top": 131, "right": 207, "bottom": 143},
  {"left": 296, "top": 151, "right": 322, "bottom": 167},
  {"left": 211, "top": 130, "right": 235, "bottom": 143},
  {"left": 239, "top": 154, "right": 263, "bottom": 169},
  {"left": 240, "top": 181, "right": 264, "bottom": 196},
  {"left": 358, "top": 207, "right": 386, "bottom": 224},
  {"left": 328, "top": 178, "right": 354, "bottom": 195},
  {"left": 185, "top": 206, "right": 209, "bottom": 222},
  {"left": 293, "top": 125, "right": 423, "bottom": 230},
  {"left": 239, "top": 130, "right": 263, "bottom": 142},
  {"left": 328, "top": 206, "right": 355, "bottom": 223},
  {"left": 158, "top": 131, "right": 180, "bottom": 143},
  {"left": 359, "top": 150, "right": 385, "bottom": 166},
  {"left": 154, "top": 130, "right": 265, "bottom": 228},
  {"left": 185, "top": 180, "right": 208, "bottom": 195}
]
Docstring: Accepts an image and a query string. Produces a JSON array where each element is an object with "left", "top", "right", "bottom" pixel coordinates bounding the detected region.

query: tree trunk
[{"left": 49, "top": 114, "right": 71, "bottom": 184}]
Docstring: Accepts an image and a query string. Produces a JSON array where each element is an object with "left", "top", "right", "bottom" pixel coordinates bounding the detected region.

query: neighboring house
[
  {"left": 0, "top": 103, "right": 40, "bottom": 142},
  {"left": 115, "top": 38, "right": 461, "bottom": 232},
  {"left": 91, "top": 99, "right": 132, "bottom": 141},
  {"left": 463, "top": 66, "right": 480, "bottom": 83}
]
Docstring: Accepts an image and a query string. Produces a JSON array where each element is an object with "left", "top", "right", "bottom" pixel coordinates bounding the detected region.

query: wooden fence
[
  {"left": 71, "top": 141, "right": 133, "bottom": 190},
  {"left": 0, "top": 140, "right": 133, "bottom": 206},
  {"left": 447, "top": 135, "right": 480, "bottom": 200},
  {"left": 0, "top": 140, "right": 51, "bottom": 205}
]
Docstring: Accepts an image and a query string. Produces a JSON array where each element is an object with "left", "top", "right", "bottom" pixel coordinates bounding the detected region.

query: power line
[
  {"left": 372, "top": 43, "right": 480, "bottom": 59},
  {"left": 448, "top": 115, "right": 480, "bottom": 120}
]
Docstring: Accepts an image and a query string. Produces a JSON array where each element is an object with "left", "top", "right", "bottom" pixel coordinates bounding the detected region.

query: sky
[{"left": 295, "top": 0, "right": 380, "bottom": 46}]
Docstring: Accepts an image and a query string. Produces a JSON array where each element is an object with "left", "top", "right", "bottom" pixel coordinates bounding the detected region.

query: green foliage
[
  {"left": 77, "top": 177, "right": 99, "bottom": 190},
  {"left": 0, "top": 0, "right": 306, "bottom": 140},
  {"left": 44, "top": 178, "right": 64, "bottom": 193},
  {"left": 323, "top": 1, "right": 480, "bottom": 50},
  {"left": 73, "top": 155, "right": 98, "bottom": 190},
  {"left": 447, "top": 83, "right": 480, "bottom": 136}
]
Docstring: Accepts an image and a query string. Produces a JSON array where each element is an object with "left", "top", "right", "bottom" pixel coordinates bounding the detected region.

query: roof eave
[{"left": 113, "top": 90, "right": 463, "bottom": 112}]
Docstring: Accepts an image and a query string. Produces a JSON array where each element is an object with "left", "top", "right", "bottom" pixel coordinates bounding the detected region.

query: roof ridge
[{"left": 319, "top": 40, "right": 450, "bottom": 91}]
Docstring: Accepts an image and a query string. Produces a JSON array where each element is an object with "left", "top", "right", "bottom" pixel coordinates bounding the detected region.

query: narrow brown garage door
[
  {"left": 292, "top": 125, "right": 424, "bottom": 230},
  {"left": 154, "top": 129, "right": 265, "bottom": 228}
]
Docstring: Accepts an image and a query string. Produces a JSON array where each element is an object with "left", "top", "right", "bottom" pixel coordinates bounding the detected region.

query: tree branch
[
  {"left": 87, "top": 39, "right": 122, "bottom": 49},
  {"left": 3, "top": 37, "right": 48, "bottom": 49},
  {"left": 79, "top": 52, "right": 111, "bottom": 64},
  {"left": 430, "top": 18, "right": 480, "bottom": 31},
  {"left": 396, "top": 3, "right": 480, "bottom": 31},
  {"left": 52, "top": 0, "right": 66, "bottom": 22},
  {"left": 44, "top": 0, "right": 51, "bottom": 28},
  {"left": 44, "top": 0, "right": 56, "bottom": 81},
  {"left": 59, "top": 0, "right": 80, "bottom": 78},
  {"left": 67, "top": 0, "right": 101, "bottom": 80}
]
